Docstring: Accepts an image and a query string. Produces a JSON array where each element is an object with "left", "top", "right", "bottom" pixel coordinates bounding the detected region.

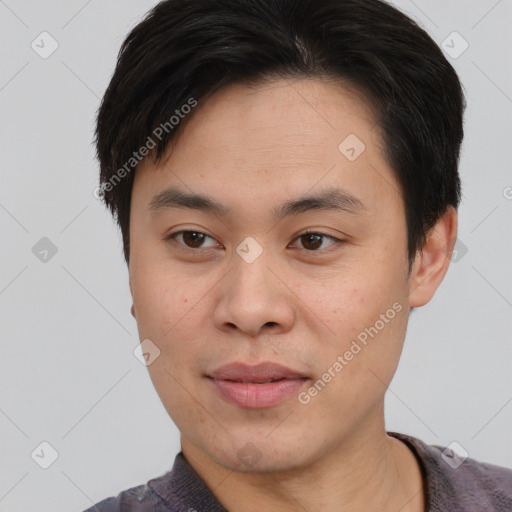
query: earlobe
[
  {"left": 408, "top": 206, "right": 458, "bottom": 308},
  {"left": 129, "top": 278, "right": 136, "bottom": 318}
]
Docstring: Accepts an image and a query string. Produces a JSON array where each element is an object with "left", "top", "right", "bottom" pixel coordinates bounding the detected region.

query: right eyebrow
[
  {"left": 149, "top": 187, "right": 229, "bottom": 217},
  {"left": 148, "top": 185, "right": 368, "bottom": 219}
]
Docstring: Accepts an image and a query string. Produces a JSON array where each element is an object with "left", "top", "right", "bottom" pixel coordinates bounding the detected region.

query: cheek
[
  {"left": 146, "top": 355, "right": 206, "bottom": 438},
  {"left": 132, "top": 275, "right": 171, "bottom": 335},
  {"left": 133, "top": 270, "right": 212, "bottom": 427},
  {"left": 131, "top": 267, "right": 198, "bottom": 335},
  {"left": 131, "top": 267, "right": 217, "bottom": 378},
  {"left": 302, "top": 306, "right": 408, "bottom": 438},
  {"left": 299, "top": 278, "right": 371, "bottom": 341},
  {"left": 305, "top": 277, "right": 407, "bottom": 386}
]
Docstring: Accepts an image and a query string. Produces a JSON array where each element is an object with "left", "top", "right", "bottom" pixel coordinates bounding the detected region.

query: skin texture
[{"left": 128, "top": 78, "right": 457, "bottom": 512}]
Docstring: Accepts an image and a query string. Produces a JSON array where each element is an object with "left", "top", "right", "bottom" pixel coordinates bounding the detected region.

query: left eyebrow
[
  {"left": 273, "top": 187, "right": 368, "bottom": 219},
  {"left": 148, "top": 186, "right": 368, "bottom": 219},
  {"left": 149, "top": 187, "right": 229, "bottom": 216}
]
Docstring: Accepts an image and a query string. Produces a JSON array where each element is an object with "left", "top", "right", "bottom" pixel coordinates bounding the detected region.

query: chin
[{"left": 201, "top": 430, "right": 315, "bottom": 474}]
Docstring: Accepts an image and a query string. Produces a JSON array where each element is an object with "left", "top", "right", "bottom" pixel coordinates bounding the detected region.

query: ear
[
  {"left": 129, "top": 277, "right": 136, "bottom": 319},
  {"left": 408, "top": 206, "right": 458, "bottom": 308}
]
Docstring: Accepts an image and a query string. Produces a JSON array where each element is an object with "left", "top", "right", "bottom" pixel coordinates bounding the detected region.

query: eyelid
[
  {"left": 290, "top": 229, "right": 344, "bottom": 251},
  {"left": 165, "top": 228, "right": 345, "bottom": 252},
  {"left": 165, "top": 229, "right": 220, "bottom": 249}
]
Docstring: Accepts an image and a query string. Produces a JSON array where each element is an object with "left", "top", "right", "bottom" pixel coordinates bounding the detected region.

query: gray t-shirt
[{"left": 84, "top": 431, "right": 512, "bottom": 511}]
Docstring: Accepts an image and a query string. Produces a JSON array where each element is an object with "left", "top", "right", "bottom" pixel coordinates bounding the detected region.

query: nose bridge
[
  {"left": 233, "top": 248, "right": 271, "bottom": 294},
  {"left": 230, "top": 242, "right": 277, "bottom": 309},
  {"left": 214, "top": 240, "right": 295, "bottom": 335}
]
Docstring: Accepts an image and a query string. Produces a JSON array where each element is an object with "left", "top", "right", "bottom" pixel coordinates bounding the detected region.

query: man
[{"left": 86, "top": 0, "right": 512, "bottom": 510}]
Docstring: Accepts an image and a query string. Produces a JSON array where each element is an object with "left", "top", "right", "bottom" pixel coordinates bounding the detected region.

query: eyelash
[{"left": 165, "top": 229, "right": 344, "bottom": 253}]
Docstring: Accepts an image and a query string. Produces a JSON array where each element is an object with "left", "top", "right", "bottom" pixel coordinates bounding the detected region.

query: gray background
[{"left": 0, "top": 1, "right": 511, "bottom": 511}]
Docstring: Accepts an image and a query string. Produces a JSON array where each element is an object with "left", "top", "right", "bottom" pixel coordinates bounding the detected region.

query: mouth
[
  {"left": 206, "top": 361, "right": 310, "bottom": 409},
  {"left": 207, "top": 361, "right": 308, "bottom": 381},
  {"left": 222, "top": 377, "right": 290, "bottom": 383}
]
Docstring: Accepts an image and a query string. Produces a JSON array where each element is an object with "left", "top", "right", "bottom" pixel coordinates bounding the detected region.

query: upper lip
[{"left": 208, "top": 362, "right": 308, "bottom": 382}]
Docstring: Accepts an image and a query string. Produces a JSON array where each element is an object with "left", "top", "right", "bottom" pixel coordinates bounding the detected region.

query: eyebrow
[{"left": 149, "top": 186, "right": 367, "bottom": 220}]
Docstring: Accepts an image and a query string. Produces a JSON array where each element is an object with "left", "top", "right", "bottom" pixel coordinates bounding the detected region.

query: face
[{"left": 129, "top": 78, "right": 418, "bottom": 472}]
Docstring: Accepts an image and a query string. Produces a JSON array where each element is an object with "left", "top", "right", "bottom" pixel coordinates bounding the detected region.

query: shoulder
[
  {"left": 389, "top": 431, "right": 512, "bottom": 511},
  {"left": 430, "top": 443, "right": 512, "bottom": 509},
  {"left": 82, "top": 477, "right": 173, "bottom": 512},
  {"left": 80, "top": 451, "right": 226, "bottom": 512}
]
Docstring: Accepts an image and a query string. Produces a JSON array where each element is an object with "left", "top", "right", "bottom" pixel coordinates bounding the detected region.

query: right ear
[{"left": 129, "top": 278, "right": 136, "bottom": 319}]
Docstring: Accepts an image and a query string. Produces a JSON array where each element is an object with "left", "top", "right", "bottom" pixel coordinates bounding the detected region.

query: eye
[
  {"left": 166, "top": 230, "right": 219, "bottom": 249},
  {"left": 292, "top": 230, "right": 342, "bottom": 251},
  {"left": 165, "top": 229, "right": 344, "bottom": 253}
]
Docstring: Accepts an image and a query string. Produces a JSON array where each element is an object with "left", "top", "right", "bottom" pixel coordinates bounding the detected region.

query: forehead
[
  {"left": 133, "top": 77, "right": 401, "bottom": 217},
  {"left": 167, "top": 77, "right": 379, "bottom": 158}
]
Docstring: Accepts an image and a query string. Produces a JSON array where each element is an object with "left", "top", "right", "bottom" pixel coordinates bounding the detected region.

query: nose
[{"left": 212, "top": 249, "right": 296, "bottom": 338}]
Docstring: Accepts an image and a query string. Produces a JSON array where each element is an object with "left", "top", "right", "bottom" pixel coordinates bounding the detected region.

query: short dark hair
[{"left": 95, "top": 0, "right": 465, "bottom": 271}]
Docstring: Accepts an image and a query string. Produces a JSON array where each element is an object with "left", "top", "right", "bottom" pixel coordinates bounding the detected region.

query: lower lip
[{"left": 208, "top": 377, "right": 308, "bottom": 409}]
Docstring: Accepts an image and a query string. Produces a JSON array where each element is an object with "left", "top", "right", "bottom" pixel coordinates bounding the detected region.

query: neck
[{"left": 181, "top": 409, "right": 424, "bottom": 512}]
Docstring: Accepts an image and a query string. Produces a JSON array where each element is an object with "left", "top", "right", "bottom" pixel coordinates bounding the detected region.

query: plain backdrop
[{"left": 0, "top": 1, "right": 511, "bottom": 511}]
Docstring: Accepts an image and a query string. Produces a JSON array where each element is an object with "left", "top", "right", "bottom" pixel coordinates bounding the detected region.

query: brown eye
[
  {"left": 294, "top": 231, "right": 340, "bottom": 251},
  {"left": 182, "top": 231, "right": 206, "bottom": 248},
  {"left": 300, "top": 233, "right": 323, "bottom": 250},
  {"left": 166, "top": 230, "right": 219, "bottom": 249}
]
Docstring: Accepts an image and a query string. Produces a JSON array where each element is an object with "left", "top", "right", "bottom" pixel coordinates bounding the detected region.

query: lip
[
  {"left": 206, "top": 361, "right": 310, "bottom": 409},
  {"left": 208, "top": 361, "right": 308, "bottom": 382}
]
